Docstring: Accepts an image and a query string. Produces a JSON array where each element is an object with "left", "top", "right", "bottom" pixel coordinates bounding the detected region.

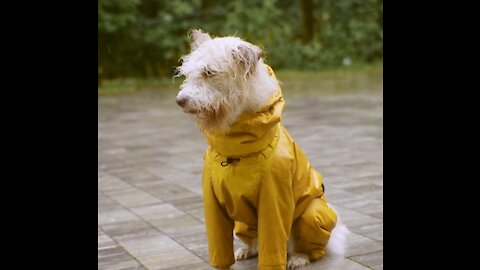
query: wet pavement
[{"left": 98, "top": 69, "right": 383, "bottom": 270}]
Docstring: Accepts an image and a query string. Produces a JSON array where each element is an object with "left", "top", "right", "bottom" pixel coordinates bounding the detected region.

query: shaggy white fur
[
  {"left": 326, "top": 204, "right": 350, "bottom": 257},
  {"left": 287, "top": 253, "right": 310, "bottom": 270},
  {"left": 234, "top": 239, "right": 258, "bottom": 261},
  {"left": 175, "top": 29, "right": 278, "bottom": 133}
]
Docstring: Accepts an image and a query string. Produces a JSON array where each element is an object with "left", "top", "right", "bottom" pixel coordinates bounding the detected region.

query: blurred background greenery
[{"left": 98, "top": 0, "right": 383, "bottom": 94}]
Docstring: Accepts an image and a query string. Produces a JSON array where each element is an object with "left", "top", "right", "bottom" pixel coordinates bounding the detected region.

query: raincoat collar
[{"left": 201, "top": 65, "right": 284, "bottom": 157}]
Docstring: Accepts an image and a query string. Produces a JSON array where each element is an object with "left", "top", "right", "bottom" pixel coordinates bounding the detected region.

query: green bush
[{"left": 98, "top": 0, "right": 383, "bottom": 80}]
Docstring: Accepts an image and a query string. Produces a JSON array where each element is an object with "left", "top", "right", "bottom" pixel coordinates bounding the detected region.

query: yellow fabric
[{"left": 201, "top": 65, "right": 337, "bottom": 270}]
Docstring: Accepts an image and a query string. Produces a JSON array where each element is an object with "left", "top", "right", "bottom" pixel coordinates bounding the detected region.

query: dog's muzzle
[{"left": 176, "top": 96, "right": 188, "bottom": 107}]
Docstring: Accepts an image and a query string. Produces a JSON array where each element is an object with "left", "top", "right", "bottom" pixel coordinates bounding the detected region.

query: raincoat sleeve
[
  {"left": 257, "top": 169, "right": 295, "bottom": 270},
  {"left": 202, "top": 167, "right": 235, "bottom": 269}
]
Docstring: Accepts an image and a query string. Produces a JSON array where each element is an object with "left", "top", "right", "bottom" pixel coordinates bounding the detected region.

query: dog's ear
[
  {"left": 232, "top": 44, "right": 263, "bottom": 76},
  {"left": 188, "top": 29, "right": 212, "bottom": 51}
]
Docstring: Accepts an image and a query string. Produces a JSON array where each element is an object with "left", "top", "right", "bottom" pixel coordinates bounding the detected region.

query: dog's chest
[{"left": 211, "top": 163, "right": 262, "bottom": 222}]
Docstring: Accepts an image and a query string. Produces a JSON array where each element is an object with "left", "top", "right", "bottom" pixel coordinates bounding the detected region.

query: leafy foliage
[{"left": 98, "top": 0, "right": 383, "bottom": 79}]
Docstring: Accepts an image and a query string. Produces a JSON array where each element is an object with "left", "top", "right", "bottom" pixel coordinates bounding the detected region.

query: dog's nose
[{"left": 176, "top": 96, "right": 187, "bottom": 107}]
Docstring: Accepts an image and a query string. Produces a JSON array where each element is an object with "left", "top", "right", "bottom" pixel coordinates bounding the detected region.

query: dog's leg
[
  {"left": 234, "top": 239, "right": 258, "bottom": 261},
  {"left": 287, "top": 253, "right": 310, "bottom": 269},
  {"left": 287, "top": 237, "right": 310, "bottom": 269}
]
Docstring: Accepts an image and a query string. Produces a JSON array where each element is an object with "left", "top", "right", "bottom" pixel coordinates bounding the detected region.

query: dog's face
[{"left": 175, "top": 29, "right": 271, "bottom": 133}]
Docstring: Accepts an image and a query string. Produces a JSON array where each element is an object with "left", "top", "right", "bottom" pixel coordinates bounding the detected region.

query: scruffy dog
[{"left": 175, "top": 29, "right": 348, "bottom": 270}]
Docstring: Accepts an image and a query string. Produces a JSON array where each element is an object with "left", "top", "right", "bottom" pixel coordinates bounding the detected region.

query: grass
[{"left": 98, "top": 62, "right": 382, "bottom": 96}]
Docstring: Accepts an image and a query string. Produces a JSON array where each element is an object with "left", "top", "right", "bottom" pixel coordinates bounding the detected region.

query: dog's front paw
[
  {"left": 287, "top": 253, "right": 310, "bottom": 270},
  {"left": 234, "top": 246, "right": 258, "bottom": 261}
]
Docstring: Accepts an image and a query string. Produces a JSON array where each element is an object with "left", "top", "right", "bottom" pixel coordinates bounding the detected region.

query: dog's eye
[{"left": 202, "top": 68, "right": 217, "bottom": 78}]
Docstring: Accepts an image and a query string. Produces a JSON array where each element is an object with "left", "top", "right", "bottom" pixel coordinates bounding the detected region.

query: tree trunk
[
  {"left": 299, "top": 0, "right": 314, "bottom": 43},
  {"left": 201, "top": 0, "right": 211, "bottom": 23}
]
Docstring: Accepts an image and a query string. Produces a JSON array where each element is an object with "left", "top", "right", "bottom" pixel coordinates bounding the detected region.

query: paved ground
[{"left": 98, "top": 70, "right": 383, "bottom": 270}]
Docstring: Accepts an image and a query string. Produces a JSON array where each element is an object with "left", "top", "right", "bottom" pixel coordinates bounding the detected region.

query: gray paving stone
[
  {"left": 344, "top": 233, "right": 383, "bottom": 257},
  {"left": 117, "top": 231, "right": 203, "bottom": 270},
  {"left": 131, "top": 203, "right": 205, "bottom": 237},
  {"left": 98, "top": 228, "right": 117, "bottom": 250},
  {"left": 104, "top": 187, "right": 163, "bottom": 208},
  {"left": 101, "top": 219, "right": 156, "bottom": 239},
  {"left": 99, "top": 205, "right": 140, "bottom": 226},
  {"left": 110, "top": 170, "right": 160, "bottom": 185},
  {"left": 98, "top": 72, "right": 383, "bottom": 269},
  {"left": 134, "top": 180, "right": 198, "bottom": 201},
  {"left": 307, "top": 257, "right": 372, "bottom": 270},
  {"left": 350, "top": 251, "right": 383, "bottom": 268},
  {"left": 174, "top": 232, "right": 209, "bottom": 258},
  {"left": 99, "top": 173, "right": 132, "bottom": 192},
  {"left": 161, "top": 262, "right": 212, "bottom": 270},
  {"left": 166, "top": 196, "right": 206, "bottom": 221},
  {"left": 97, "top": 234, "right": 146, "bottom": 270},
  {"left": 98, "top": 253, "right": 144, "bottom": 270}
]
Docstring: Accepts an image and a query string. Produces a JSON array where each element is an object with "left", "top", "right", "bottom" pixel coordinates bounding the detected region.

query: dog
[{"left": 175, "top": 29, "right": 348, "bottom": 270}]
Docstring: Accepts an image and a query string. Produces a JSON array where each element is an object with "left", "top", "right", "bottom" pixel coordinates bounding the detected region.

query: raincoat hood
[{"left": 201, "top": 65, "right": 284, "bottom": 157}]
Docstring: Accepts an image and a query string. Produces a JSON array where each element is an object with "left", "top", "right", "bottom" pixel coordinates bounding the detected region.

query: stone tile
[
  {"left": 131, "top": 203, "right": 205, "bottom": 237},
  {"left": 355, "top": 202, "right": 383, "bottom": 219},
  {"left": 103, "top": 166, "right": 138, "bottom": 176},
  {"left": 307, "top": 256, "right": 372, "bottom": 270},
  {"left": 231, "top": 257, "right": 258, "bottom": 269},
  {"left": 365, "top": 228, "right": 383, "bottom": 242},
  {"left": 155, "top": 154, "right": 205, "bottom": 174},
  {"left": 98, "top": 228, "right": 117, "bottom": 250},
  {"left": 99, "top": 173, "right": 131, "bottom": 192},
  {"left": 99, "top": 79, "right": 383, "bottom": 269},
  {"left": 144, "top": 167, "right": 204, "bottom": 195},
  {"left": 98, "top": 246, "right": 127, "bottom": 259},
  {"left": 99, "top": 193, "right": 121, "bottom": 211},
  {"left": 338, "top": 198, "right": 381, "bottom": 212},
  {"left": 104, "top": 187, "right": 162, "bottom": 208},
  {"left": 111, "top": 169, "right": 161, "bottom": 185},
  {"left": 98, "top": 204, "right": 139, "bottom": 226},
  {"left": 350, "top": 251, "right": 383, "bottom": 268},
  {"left": 101, "top": 219, "right": 156, "bottom": 239},
  {"left": 130, "top": 203, "right": 184, "bottom": 221},
  {"left": 97, "top": 238, "right": 145, "bottom": 270},
  {"left": 231, "top": 255, "right": 372, "bottom": 270},
  {"left": 167, "top": 196, "right": 204, "bottom": 212},
  {"left": 150, "top": 214, "right": 205, "bottom": 237},
  {"left": 98, "top": 252, "right": 144, "bottom": 270},
  {"left": 161, "top": 170, "right": 204, "bottom": 195},
  {"left": 343, "top": 183, "right": 382, "bottom": 195},
  {"left": 100, "top": 160, "right": 134, "bottom": 172},
  {"left": 161, "top": 262, "right": 212, "bottom": 270},
  {"left": 118, "top": 231, "right": 203, "bottom": 270},
  {"left": 345, "top": 217, "right": 383, "bottom": 236},
  {"left": 344, "top": 233, "right": 383, "bottom": 257},
  {"left": 186, "top": 207, "right": 205, "bottom": 222},
  {"left": 134, "top": 180, "right": 198, "bottom": 201},
  {"left": 168, "top": 196, "right": 206, "bottom": 222},
  {"left": 174, "top": 232, "right": 209, "bottom": 257}
]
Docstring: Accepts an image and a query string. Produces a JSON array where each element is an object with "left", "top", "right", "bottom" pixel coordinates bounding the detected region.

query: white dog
[{"left": 176, "top": 29, "right": 348, "bottom": 270}]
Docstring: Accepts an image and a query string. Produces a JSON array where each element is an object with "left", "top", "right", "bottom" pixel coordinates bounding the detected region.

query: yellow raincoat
[{"left": 201, "top": 65, "right": 337, "bottom": 270}]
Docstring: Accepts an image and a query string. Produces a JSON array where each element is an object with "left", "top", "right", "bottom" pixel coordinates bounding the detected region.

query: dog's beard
[{"left": 195, "top": 103, "right": 229, "bottom": 134}]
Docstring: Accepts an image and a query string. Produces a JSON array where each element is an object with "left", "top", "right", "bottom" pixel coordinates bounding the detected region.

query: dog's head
[{"left": 175, "top": 29, "right": 277, "bottom": 133}]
